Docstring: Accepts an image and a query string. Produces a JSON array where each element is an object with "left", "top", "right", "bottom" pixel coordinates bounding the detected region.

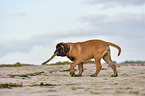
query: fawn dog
[{"left": 42, "top": 40, "right": 121, "bottom": 77}]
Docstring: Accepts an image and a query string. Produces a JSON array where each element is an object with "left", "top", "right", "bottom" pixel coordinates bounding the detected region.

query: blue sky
[{"left": 0, "top": 0, "right": 145, "bottom": 64}]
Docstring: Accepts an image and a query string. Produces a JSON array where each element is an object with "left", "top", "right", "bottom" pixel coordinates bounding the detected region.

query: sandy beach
[{"left": 0, "top": 63, "right": 145, "bottom": 96}]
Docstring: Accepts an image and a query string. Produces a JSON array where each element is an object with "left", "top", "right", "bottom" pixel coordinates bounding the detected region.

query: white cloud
[
  {"left": 0, "top": 45, "right": 51, "bottom": 64},
  {"left": 80, "top": 13, "right": 145, "bottom": 37},
  {"left": 84, "top": 0, "right": 145, "bottom": 6}
]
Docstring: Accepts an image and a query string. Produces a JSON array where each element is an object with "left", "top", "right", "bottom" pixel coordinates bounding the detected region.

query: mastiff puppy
[{"left": 42, "top": 39, "right": 121, "bottom": 77}]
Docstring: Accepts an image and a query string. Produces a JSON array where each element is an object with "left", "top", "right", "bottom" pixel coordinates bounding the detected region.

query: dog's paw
[
  {"left": 111, "top": 74, "right": 118, "bottom": 77},
  {"left": 74, "top": 74, "right": 82, "bottom": 77},
  {"left": 70, "top": 69, "right": 75, "bottom": 77},
  {"left": 90, "top": 74, "right": 97, "bottom": 77},
  {"left": 70, "top": 73, "right": 75, "bottom": 77}
]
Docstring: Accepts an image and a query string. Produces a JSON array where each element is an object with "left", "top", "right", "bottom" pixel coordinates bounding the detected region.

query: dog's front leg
[
  {"left": 70, "top": 60, "right": 82, "bottom": 77},
  {"left": 75, "top": 63, "right": 83, "bottom": 77}
]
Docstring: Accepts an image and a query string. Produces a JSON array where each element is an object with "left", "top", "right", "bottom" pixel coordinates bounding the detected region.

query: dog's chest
[{"left": 67, "top": 56, "right": 75, "bottom": 61}]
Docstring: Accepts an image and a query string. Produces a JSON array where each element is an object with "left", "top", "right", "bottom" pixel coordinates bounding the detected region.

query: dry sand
[{"left": 0, "top": 63, "right": 145, "bottom": 96}]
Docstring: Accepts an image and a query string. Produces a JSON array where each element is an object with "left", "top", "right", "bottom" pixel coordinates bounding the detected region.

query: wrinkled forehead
[{"left": 56, "top": 43, "right": 64, "bottom": 48}]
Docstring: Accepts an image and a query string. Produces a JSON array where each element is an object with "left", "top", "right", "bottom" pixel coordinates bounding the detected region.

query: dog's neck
[{"left": 65, "top": 43, "right": 72, "bottom": 56}]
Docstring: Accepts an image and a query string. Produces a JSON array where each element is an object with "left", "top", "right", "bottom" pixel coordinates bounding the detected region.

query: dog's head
[{"left": 55, "top": 43, "right": 70, "bottom": 56}]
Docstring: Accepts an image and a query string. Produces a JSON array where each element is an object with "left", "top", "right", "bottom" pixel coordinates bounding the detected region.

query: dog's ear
[{"left": 63, "top": 44, "right": 70, "bottom": 53}]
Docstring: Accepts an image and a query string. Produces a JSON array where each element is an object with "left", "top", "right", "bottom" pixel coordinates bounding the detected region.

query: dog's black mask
[{"left": 55, "top": 43, "right": 70, "bottom": 56}]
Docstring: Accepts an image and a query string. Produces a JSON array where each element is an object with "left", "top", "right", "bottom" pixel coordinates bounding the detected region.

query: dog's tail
[
  {"left": 41, "top": 51, "right": 57, "bottom": 65},
  {"left": 107, "top": 42, "right": 121, "bottom": 56}
]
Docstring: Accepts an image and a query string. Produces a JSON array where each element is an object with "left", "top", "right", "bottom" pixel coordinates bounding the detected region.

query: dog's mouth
[
  {"left": 55, "top": 52, "right": 60, "bottom": 56},
  {"left": 56, "top": 51, "right": 66, "bottom": 56}
]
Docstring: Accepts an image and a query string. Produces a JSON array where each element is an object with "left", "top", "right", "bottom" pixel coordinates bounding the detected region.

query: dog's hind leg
[
  {"left": 103, "top": 48, "right": 118, "bottom": 77},
  {"left": 90, "top": 49, "right": 108, "bottom": 77},
  {"left": 90, "top": 58, "right": 102, "bottom": 77}
]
